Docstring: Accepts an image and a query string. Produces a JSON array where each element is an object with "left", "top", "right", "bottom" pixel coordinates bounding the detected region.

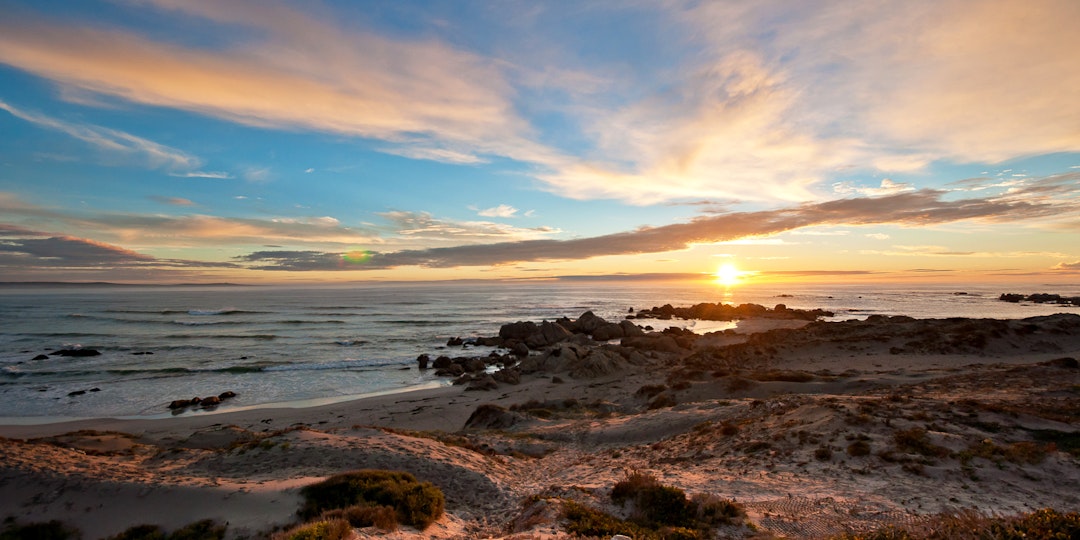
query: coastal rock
[
  {"left": 416, "top": 354, "right": 430, "bottom": 370},
  {"left": 447, "top": 337, "right": 465, "bottom": 346},
  {"left": 509, "top": 341, "right": 529, "bottom": 357},
  {"left": 575, "top": 311, "right": 606, "bottom": 333},
  {"left": 475, "top": 336, "right": 504, "bottom": 347},
  {"left": 592, "top": 322, "right": 625, "bottom": 341},
  {"left": 432, "top": 356, "right": 453, "bottom": 369},
  {"left": 67, "top": 390, "right": 86, "bottom": 397},
  {"left": 51, "top": 349, "right": 102, "bottom": 357},
  {"left": 200, "top": 396, "right": 222, "bottom": 408},
  {"left": 463, "top": 404, "right": 525, "bottom": 430},
  {"left": 463, "top": 357, "right": 487, "bottom": 372},
  {"left": 466, "top": 374, "right": 499, "bottom": 391},
  {"left": 499, "top": 321, "right": 538, "bottom": 340},
  {"left": 519, "top": 344, "right": 630, "bottom": 378},
  {"left": 31, "top": 354, "right": 48, "bottom": 361},
  {"left": 168, "top": 399, "right": 193, "bottom": 409},
  {"left": 218, "top": 391, "right": 237, "bottom": 400},
  {"left": 621, "top": 335, "right": 685, "bottom": 354},
  {"left": 435, "top": 364, "right": 465, "bottom": 377},
  {"left": 524, "top": 321, "right": 574, "bottom": 349},
  {"left": 492, "top": 367, "right": 521, "bottom": 385},
  {"left": 620, "top": 319, "right": 645, "bottom": 337}
]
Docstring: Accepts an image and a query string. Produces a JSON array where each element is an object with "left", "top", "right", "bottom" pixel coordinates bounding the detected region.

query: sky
[{"left": 0, "top": 0, "right": 1078, "bottom": 285}]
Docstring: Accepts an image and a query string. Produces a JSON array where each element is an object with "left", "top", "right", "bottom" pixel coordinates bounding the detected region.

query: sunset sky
[{"left": 1, "top": 0, "right": 1078, "bottom": 284}]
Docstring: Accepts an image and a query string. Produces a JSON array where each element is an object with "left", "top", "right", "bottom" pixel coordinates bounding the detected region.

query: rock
[
  {"left": 1042, "top": 357, "right": 1079, "bottom": 369},
  {"left": 67, "top": 390, "right": 86, "bottom": 397},
  {"left": 168, "top": 399, "right": 192, "bottom": 409},
  {"left": 592, "top": 322, "right": 625, "bottom": 341},
  {"left": 435, "top": 364, "right": 465, "bottom": 377},
  {"left": 492, "top": 367, "right": 521, "bottom": 385},
  {"left": 621, "top": 335, "right": 684, "bottom": 354},
  {"left": 200, "top": 396, "right": 222, "bottom": 407},
  {"left": 575, "top": 311, "right": 607, "bottom": 333},
  {"left": 619, "top": 319, "right": 645, "bottom": 337},
  {"left": 463, "top": 404, "right": 524, "bottom": 430},
  {"left": 499, "top": 321, "right": 539, "bottom": 340},
  {"left": 524, "top": 321, "right": 574, "bottom": 349},
  {"left": 447, "top": 337, "right": 465, "bottom": 346},
  {"left": 551, "top": 376, "right": 564, "bottom": 384},
  {"left": 51, "top": 349, "right": 101, "bottom": 357},
  {"left": 89, "top": 388, "right": 100, "bottom": 392},
  {"left": 416, "top": 354, "right": 430, "bottom": 370},
  {"left": 510, "top": 342, "right": 530, "bottom": 358},
  {"left": 475, "top": 336, "right": 504, "bottom": 347},
  {"left": 463, "top": 357, "right": 487, "bottom": 372},
  {"left": 466, "top": 374, "right": 499, "bottom": 391},
  {"left": 432, "top": 355, "right": 453, "bottom": 369},
  {"left": 31, "top": 354, "right": 48, "bottom": 361},
  {"left": 218, "top": 391, "right": 237, "bottom": 400}
]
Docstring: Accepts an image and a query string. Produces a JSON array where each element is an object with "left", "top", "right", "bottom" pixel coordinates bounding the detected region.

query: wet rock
[
  {"left": 510, "top": 342, "right": 530, "bottom": 358},
  {"left": 416, "top": 354, "right": 430, "bottom": 370},
  {"left": 168, "top": 399, "right": 193, "bottom": 409},
  {"left": 51, "top": 349, "right": 101, "bottom": 357},
  {"left": 31, "top": 354, "right": 48, "bottom": 361},
  {"left": 447, "top": 336, "right": 465, "bottom": 346},
  {"left": 218, "top": 391, "right": 237, "bottom": 400},
  {"left": 432, "top": 356, "right": 453, "bottom": 369},
  {"left": 492, "top": 367, "right": 521, "bottom": 385},
  {"left": 67, "top": 390, "right": 86, "bottom": 397},
  {"left": 463, "top": 357, "right": 487, "bottom": 372},
  {"left": 200, "top": 396, "right": 222, "bottom": 408}
]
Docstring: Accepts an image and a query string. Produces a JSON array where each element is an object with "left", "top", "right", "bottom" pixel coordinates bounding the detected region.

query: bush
[
  {"left": 166, "top": 520, "right": 226, "bottom": 540},
  {"left": 847, "top": 440, "right": 872, "bottom": 457},
  {"left": 320, "top": 504, "right": 398, "bottom": 531},
  {"left": 828, "top": 508, "right": 1080, "bottom": 539},
  {"left": 272, "top": 519, "right": 350, "bottom": 540},
  {"left": 299, "top": 470, "right": 444, "bottom": 530},
  {"left": 893, "top": 428, "right": 949, "bottom": 458},
  {"left": 105, "top": 525, "right": 166, "bottom": 540},
  {"left": 0, "top": 521, "right": 80, "bottom": 540},
  {"left": 609, "top": 471, "right": 744, "bottom": 534}
]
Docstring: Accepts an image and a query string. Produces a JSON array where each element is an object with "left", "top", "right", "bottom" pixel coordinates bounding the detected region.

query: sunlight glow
[{"left": 714, "top": 263, "right": 741, "bottom": 287}]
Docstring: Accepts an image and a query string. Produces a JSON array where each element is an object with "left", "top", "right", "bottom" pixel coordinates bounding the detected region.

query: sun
[{"left": 714, "top": 263, "right": 741, "bottom": 287}]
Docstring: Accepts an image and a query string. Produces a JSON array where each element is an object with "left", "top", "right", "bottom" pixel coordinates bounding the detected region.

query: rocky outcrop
[
  {"left": 463, "top": 404, "right": 526, "bottom": 430},
  {"left": 51, "top": 349, "right": 102, "bottom": 357},
  {"left": 630, "top": 302, "right": 832, "bottom": 321},
  {"left": 1000, "top": 293, "right": 1080, "bottom": 306},
  {"left": 519, "top": 344, "right": 631, "bottom": 378}
]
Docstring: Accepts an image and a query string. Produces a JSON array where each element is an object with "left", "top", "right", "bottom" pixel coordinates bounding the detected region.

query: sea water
[{"left": 1, "top": 281, "right": 1076, "bottom": 419}]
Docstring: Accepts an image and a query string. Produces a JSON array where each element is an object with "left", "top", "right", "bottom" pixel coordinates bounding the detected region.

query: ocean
[{"left": 1, "top": 281, "right": 1077, "bottom": 421}]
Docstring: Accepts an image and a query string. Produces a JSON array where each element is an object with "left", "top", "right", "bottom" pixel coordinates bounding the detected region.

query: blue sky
[{"left": 0, "top": 0, "right": 1078, "bottom": 284}]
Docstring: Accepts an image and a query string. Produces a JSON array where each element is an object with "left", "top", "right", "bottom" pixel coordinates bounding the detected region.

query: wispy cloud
[
  {"left": 476, "top": 204, "right": 519, "bottom": 218},
  {"left": 0, "top": 99, "right": 198, "bottom": 170},
  {"left": 169, "top": 171, "right": 233, "bottom": 179},
  {"left": 237, "top": 184, "right": 1079, "bottom": 271},
  {"left": 148, "top": 196, "right": 196, "bottom": 206}
]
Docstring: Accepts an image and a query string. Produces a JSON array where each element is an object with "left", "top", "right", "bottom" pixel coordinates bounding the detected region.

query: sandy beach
[{"left": 2, "top": 310, "right": 1079, "bottom": 539}]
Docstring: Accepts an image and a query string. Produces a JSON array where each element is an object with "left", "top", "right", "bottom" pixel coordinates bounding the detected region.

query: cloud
[
  {"left": 476, "top": 204, "right": 519, "bottom": 218},
  {"left": 833, "top": 179, "right": 915, "bottom": 197},
  {"left": 169, "top": 171, "right": 233, "bottom": 179},
  {"left": 237, "top": 186, "right": 1078, "bottom": 271},
  {"left": 0, "top": 99, "right": 198, "bottom": 170},
  {"left": 148, "top": 196, "right": 196, "bottom": 206},
  {"left": 1053, "top": 261, "right": 1080, "bottom": 271},
  {"left": 0, "top": 1, "right": 546, "bottom": 167},
  {"left": 378, "top": 211, "right": 559, "bottom": 244}
]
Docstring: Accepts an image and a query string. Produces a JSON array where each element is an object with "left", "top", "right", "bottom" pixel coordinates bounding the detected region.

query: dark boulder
[
  {"left": 218, "top": 391, "right": 238, "bottom": 400},
  {"left": 592, "top": 322, "right": 625, "bottom": 341},
  {"left": 524, "top": 321, "right": 574, "bottom": 349},
  {"left": 499, "top": 321, "right": 538, "bottom": 340},
  {"left": 31, "top": 354, "right": 48, "bottom": 361},
  {"left": 67, "top": 390, "right": 86, "bottom": 397},
  {"left": 466, "top": 374, "right": 499, "bottom": 392},
  {"left": 52, "top": 349, "right": 101, "bottom": 357},
  {"left": 435, "top": 364, "right": 465, "bottom": 377},
  {"left": 447, "top": 337, "right": 465, "bottom": 346},
  {"left": 200, "top": 396, "right": 222, "bottom": 407},
  {"left": 510, "top": 341, "right": 530, "bottom": 358},
  {"left": 432, "top": 355, "right": 453, "bottom": 369},
  {"left": 416, "top": 354, "right": 430, "bottom": 370},
  {"left": 168, "top": 399, "right": 192, "bottom": 409},
  {"left": 463, "top": 404, "right": 525, "bottom": 430},
  {"left": 463, "top": 357, "right": 487, "bottom": 372},
  {"left": 492, "top": 367, "right": 521, "bottom": 385}
]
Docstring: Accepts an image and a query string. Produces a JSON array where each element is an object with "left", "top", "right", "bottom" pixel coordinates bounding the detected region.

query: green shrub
[
  {"left": 272, "top": 519, "right": 350, "bottom": 540},
  {"left": 690, "top": 493, "right": 745, "bottom": 526},
  {"left": 320, "top": 504, "right": 398, "bottom": 531},
  {"left": 299, "top": 470, "right": 444, "bottom": 530},
  {"left": 0, "top": 521, "right": 80, "bottom": 540},
  {"left": 166, "top": 520, "right": 226, "bottom": 540},
  {"left": 105, "top": 525, "right": 166, "bottom": 540},
  {"left": 562, "top": 500, "right": 651, "bottom": 539},
  {"left": 609, "top": 471, "right": 744, "bottom": 534},
  {"left": 828, "top": 508, "right": 1080, "bottom": 539},
  {"left": 847, "top": 439, "right": 872, "bottom": 457},
  {"left": 893, "top": 428, "right": 949, "bottom": 458}
]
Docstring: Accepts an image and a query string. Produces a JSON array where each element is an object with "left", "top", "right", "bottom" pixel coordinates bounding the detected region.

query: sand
[{"left": 2, "top": 313, "right": 1078, "bottom": 539}]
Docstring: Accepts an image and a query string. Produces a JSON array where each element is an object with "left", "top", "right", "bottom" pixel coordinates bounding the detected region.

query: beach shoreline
[{"left": 2, "top": 310, "right": 1079, "bottom": 539}]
